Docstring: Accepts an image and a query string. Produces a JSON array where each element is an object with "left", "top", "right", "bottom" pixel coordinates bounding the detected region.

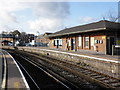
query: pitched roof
[
  {"left": 43, "top": 32, "right": 52, "bottom": 36},
  {"left": 0, "top": 34, "right": 15, "bottom": 38},
  {"left": 48, "top": 20, "right": 120, "bottom": 38}
]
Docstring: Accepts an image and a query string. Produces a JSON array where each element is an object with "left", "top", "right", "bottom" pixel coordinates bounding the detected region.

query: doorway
[
  {"left": 71, "top": 39, "right": 75, "bottom": 50},
  {"left": 56, "top": 40, "right": 59, "bottom": 48},
  {"left": 107, "top": 37, "right": 115, "bottom": 54}
]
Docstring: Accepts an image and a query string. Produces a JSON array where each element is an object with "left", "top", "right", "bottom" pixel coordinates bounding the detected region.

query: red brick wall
[
  {"left": 94, "top": 35, "right": 106, "bottom": 52},
  {"left": 77, "top": 35, "right": 106, "bottom": 53},
  {"left": 0, "top": 38, "right": 14, "bottom": 42},
  {"left": 49, "top": 39, "right": 56, "bottom": 49},
  {"left": 49, "top": 34, "right": 106, "bottom": 53},
  {"left": 62, "top": 38, "right": 67, "bottom": 50}
]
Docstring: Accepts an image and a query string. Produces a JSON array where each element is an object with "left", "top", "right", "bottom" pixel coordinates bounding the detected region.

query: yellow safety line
[{"left": 14, "top": 82, "right": 19, "bottom": 89}]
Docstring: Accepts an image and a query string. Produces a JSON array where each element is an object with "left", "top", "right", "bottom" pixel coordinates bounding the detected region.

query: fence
[{"left": 112, "top": 45, "right": 120, "bottom": 56}]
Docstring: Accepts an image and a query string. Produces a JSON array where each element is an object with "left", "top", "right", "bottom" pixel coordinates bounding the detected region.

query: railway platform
[{"left": 0, "top": 49, "right": 29, "bottom": 89}]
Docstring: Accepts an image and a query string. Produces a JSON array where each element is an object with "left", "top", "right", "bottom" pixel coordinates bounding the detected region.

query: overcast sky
[{"left": 0, "top": 0, "right": 119, "bottom": 35}]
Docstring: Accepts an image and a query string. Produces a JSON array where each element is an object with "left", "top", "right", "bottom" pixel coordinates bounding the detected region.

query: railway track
[
  {"left": 39, "top": 54, "right": 120, "bottom": 89},
  {"left": 8, "top": 50, "right": 80, "bottom": 90},
  {"left": 7, "top": 49, "right": 120, "bottom": 89}
]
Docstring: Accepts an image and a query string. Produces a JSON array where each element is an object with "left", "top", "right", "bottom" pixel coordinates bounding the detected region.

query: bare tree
[
  {"left": 11, "top": 30, "right": 21, "bottom": 36},
  {"left": 102, "top": 9, "right": 120, "bottom": 22}
]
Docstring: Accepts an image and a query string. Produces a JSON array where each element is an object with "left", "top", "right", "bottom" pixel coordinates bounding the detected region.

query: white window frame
[
  {"left": 54, "top": 39, "right": 57, "bottom": 46},
  {"left": 59, "top": 39, "right": 62, "bottom": 46},
  {"left": 78, "top": 35, "right": 82, "bottom": 47},
  {"left": 54, "top": 39, "right": 62, "bottom": 46},
  {"left": 91, "top": 37, "right": 94, "bottom": 46},
  {"left": 85, "top": 37, "right": 89, "bottom": 48}
]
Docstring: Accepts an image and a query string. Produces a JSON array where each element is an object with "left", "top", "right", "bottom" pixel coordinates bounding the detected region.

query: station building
[{"left": 48, "top": 20, "right": 120, "bottom": 55}]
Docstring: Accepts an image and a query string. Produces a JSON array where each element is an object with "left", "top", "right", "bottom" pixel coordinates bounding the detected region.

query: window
[
  {"left": 85, "top": 37, "right": 89, "bottom": 47},
  {"left": 91, "top": 37, "right": 94, "bottom": 46},
  {"left": 68, "top": 40, "right": 71, "bottom": 46},
  {"left": 97, "top": 40, "right": 99, "bottom": 44},
  {"left": 54, "top": 39, "right": 62, "bottom": 46},
  {"left": 54, "top": 39, "right": 57, "bottom": 46},
  {"left": 59, "top": 39, "right": 62, "bottom": 46},
  {"left": 94, "top": 40, "right": 103, "bottom": 44},
  {"left": 100, "top": 40, "right": 103, "bottom": 44},
  {"left": 78, "top": 36, "right": 82, "bottom": 47}
]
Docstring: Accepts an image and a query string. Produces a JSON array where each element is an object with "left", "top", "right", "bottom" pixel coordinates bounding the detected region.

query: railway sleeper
[
  {"left": 110, "top": 82, "right": 120, "bottom": 88},
  {"left": 100, "top": 77, "right": 111, "bottom": 80},
  {"left": 35, "top": 57, "right": 117, "bottom": 88},
  {"left": 83, "top": 71, "right": 93, "bottom": 74},
  {"left": 106, "top": 80, "right": 119, "bottom": 83},
  {"left": 88, "top": 74, "right": 98, "bottom": 76},
  {"left": 102, "top": 79, "right": 116, "bottom": 83},
  {"left": 97, "top": 76, "right": 111, "bottom": 79},
  {"left": 92, "top": 76, "right": 103, "bottom": 79},
  {"left": 80, "top": 70, "right": 91, "bottom": 73}
]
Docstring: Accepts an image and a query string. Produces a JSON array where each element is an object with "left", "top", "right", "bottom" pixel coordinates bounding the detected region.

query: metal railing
[{"left": 112, "top": 45, "right": 120, "bottom": 56}]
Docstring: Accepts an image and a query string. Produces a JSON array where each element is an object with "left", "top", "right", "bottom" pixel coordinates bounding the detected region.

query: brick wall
[
  {"left": 0, "top": 38, "right": 14, "bottom": 42},
  {"left": 94, "top": 35, "right": 106, "bottom": 52},
  {"left": 49, "top": 34, "right": 106, "bottom": 53}
]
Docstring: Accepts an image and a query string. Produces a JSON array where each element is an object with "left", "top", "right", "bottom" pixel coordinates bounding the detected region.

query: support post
[{"left": 112, "top": 45, "right": 115, "bottom": 56}]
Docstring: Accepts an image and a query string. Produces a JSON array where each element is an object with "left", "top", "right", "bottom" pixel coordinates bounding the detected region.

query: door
[
  {"left": 71, "top": 39, "right": 75, "bottom": 50},
  {"left": 56, "top": 40, "right": 59, "bottom": 48},
  {"left": 107, "top": 37, "right": 115, "bottom": 54}
]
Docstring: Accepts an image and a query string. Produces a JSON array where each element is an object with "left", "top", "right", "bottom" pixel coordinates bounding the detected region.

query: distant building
[
  {"left": 48, "top": 20, "right": 120, "bottom": 55},
  {"left": 19, "top": 34, "right": 35, "bottom": 46},
  {"left": 21, "top": 34, "right": 34, "bottom": 43},
  {"left": 35, "top": 32, "right": 52, "bottom": 46},
  {"left": 0, "top": 34, "right": 15, "bottom": 46}
]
